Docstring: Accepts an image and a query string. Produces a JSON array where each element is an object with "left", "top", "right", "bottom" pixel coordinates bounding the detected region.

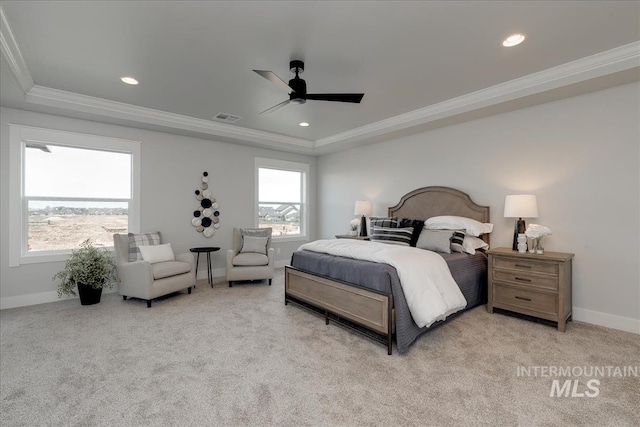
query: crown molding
[
  {"left": 315, "top": 41, "right": 640, "bottom": 148},
  {"left": 25, "top": 85, "right": 314, "bottom": 151},
  {"left": 0, "top": 5, "right": 33, "bottom": 92},
  {"left": 2, "top": 1, "right": 638, "bottom": 155}
]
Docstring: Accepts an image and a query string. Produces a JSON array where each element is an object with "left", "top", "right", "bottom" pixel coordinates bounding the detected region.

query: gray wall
[
  {"left": 2, "top": 82, "right": 639, "bottom": 334},
  {"left": 0, "top": 107, "right": 316, "bottom": 305},
  {"left": 318, "top": 82, "right": 640, "bottom": 332}
]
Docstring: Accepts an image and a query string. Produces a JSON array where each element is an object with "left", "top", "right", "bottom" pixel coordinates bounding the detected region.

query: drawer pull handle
[
  {"left": 515, "top": 264, "right": 531, "bottom": 269},
  {"left": 515, "top": 296, "right": 532, "bottom": 302},
  {"left": 515, "top": 277, "right": 531, "bottom": 283}
]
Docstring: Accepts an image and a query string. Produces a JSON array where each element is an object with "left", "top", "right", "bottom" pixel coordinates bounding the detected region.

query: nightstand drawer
[
  {"left": 493, "top": 270, "right": 558, "bottom": 290},
  {"left": 493, "top": 283, "right": 557, "bottom": 316},
  {"left": 494, "top": 257, "right": 558, "bottom": 275}
]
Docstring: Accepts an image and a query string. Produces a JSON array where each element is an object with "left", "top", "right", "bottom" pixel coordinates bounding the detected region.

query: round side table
[{"left": 189, "top": 247, "right": 220, "bottom": 287}]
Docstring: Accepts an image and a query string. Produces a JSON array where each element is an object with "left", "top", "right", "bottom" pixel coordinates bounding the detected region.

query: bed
[{"left": 285, "top": 186, "right": 490, "bottom": 355}]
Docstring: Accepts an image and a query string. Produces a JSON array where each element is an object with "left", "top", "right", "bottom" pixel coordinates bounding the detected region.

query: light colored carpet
[{"left": 1, "top": 268, "right": 638, "bottom": 426}]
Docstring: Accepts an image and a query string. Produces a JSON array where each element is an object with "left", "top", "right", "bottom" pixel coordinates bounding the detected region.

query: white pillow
[
  {"left": 462, "top": 236, "right": 489, "bottom": 255},
  {"left": 139, "top": 243, "right": 175, "bottom": 264},
  {"left": 240, "top": 236, "right": 268, "bottom": 255},
  {"left": 416, "top": 230, "right": 453, "bottom": 253},
  {"left": 425, "top": 215, "right": 493, "bottom": 237}
]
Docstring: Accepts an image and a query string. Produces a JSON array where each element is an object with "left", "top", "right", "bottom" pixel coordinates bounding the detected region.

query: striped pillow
[
  {"left": 450, "top": 230, "right": 466, "bottom": 253},
  {"left": 128, "top": 232, "right": 161, "bottom": 262},
  {"left": 370, "top": 226, "right": 413, "bottom": 246},
  {"left": 369, "top": 217, "right": 399, "bottom": 228},
  {"left": 399, "top": 218, "right": 425, "bottom": 247}
]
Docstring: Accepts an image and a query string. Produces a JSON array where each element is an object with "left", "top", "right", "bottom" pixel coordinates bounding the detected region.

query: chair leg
[
  {"left": 229, "top": 281, "right": 233, "bottom": 287},
  {"left": 122, "top": 295, "right": 127, "bottom": 300},
  {"left": 269, "top": 279, "right": 272, "bottom": 286},
  {"left": 147, "top": 300, "right": 152, "bottom": 308},
  {"left": 188, "top": 287, "right": 192, "bottom": 294}
]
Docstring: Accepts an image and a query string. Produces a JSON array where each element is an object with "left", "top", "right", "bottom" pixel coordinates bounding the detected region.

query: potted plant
[{"left": 53, "top": 239, "right": 116, "bottom": 305}]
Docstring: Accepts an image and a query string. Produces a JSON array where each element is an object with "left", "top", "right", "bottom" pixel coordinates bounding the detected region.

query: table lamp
[
  {"left": 354, "top": 200, "right": 372, "bottom": 237},
  {"left": 504, "top": 195, "right": 538, "bottom": 251}
]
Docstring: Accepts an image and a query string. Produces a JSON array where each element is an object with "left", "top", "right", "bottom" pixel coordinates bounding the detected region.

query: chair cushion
[
  {"left": 151, "top": 261, "right": 191, "bottom": 280},
  {"left": 128, "top": 232, "right": 161, "bottom": 262},
  {"left": 232, "top": 252, "right": 269, "bottom": 266}
]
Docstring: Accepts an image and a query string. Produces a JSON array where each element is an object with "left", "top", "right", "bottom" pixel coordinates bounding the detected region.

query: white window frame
[
  {"left": 8, "top": 124, "right": 141, "bottom": 266},
  {"left": 255, "top": 157, "right": 309, "bottom": 242}
]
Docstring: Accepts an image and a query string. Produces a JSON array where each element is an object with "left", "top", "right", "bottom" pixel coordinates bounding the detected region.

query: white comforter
[{"left": 298, "top": 239, "right": 467, "bottom": 328}]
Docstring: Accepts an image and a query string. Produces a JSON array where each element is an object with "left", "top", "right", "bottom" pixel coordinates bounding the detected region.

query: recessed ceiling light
[
  {"left": 120, "top": 76, "right": 139, "bottom": 85},
  {"left": 299, "top": 122, "right": 310, "bottom": 127},
  {"left": 502, "top": 34, "right": 526, "bottom": 47}
]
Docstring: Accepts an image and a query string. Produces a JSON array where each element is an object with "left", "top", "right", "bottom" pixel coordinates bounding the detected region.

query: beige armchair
[
  {"left": 226, "top": 227, "right": 275, "bottom": 287},
  {"left": 113, "top": 232, "right": 195, "bottom": 307}
]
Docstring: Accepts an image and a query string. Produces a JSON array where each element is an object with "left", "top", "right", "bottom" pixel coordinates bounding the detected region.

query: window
[
  {"left": 9, "top": 125, "right": 140, "bottom": 265},
  {"left": 255, "top": 157, "right": 309, "bottom": 240}
]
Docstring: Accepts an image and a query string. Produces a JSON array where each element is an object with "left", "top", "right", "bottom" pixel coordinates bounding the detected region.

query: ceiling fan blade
[
  {"left": 253, "top": 70, "right": 295, "bottom": 93},
  {"left": 305, "top": 93, "right": 364, "bottom": 103},
  {"left": 259, "top": 99, "right": 291, "bottom": 115}
]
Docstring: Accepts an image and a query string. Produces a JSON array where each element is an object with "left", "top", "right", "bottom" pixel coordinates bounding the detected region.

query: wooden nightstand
[
  {"left": 335, "top": 234, "right": 370, "bottom": 240},
  {"left": 487, "top": 247, "right": 574, "bottom": 331}
]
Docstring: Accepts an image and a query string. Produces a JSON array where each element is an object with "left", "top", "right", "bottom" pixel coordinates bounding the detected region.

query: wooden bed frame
[{"left": 285, "top": 186, "right": 490, "bottom": 354}]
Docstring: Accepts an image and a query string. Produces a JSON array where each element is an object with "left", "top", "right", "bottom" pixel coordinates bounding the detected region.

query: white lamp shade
[
  {"left": 354, "top": 200, "right": 372, "bottom": 216},
  {"left": 504, "top": 195, "right": 538, "bottom": 218}
]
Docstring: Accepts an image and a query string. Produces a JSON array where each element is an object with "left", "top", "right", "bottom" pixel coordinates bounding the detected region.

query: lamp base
[
  {"left": 359, "top": 215, "right": 368, "bottom": 237},
  {"left": 512, "top": 218, "right": 526, "bottom": 251}
]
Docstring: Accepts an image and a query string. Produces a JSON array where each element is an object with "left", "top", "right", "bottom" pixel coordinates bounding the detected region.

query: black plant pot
[{"left": 77, "top": 284, "right": 103, "bottom": 305}]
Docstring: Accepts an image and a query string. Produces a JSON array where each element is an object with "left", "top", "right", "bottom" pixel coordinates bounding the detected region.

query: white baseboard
[
  {"left": 7, "top": 282, "right": 634, "bottom": 335},
  {"left": 573, "top": 307, "right": 640, "bottom": 334},
  {"left": 2, "top": 264, "right": 288, "bottom": 308},
  {"left": 0, "top": 287, "right": 118, "bottom": 310},
  {"left": 196, "top": 262, "right": 288, "bottom": 282}
]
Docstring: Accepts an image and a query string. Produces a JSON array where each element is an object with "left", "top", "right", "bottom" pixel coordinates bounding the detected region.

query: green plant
[{"left": 53, "top": 239, "right": 116, "bottom": 298}]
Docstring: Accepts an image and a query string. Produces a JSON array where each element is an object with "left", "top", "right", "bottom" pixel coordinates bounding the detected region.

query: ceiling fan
[{"left": 253, "top": 60, "right": 364, "bottom": 114}]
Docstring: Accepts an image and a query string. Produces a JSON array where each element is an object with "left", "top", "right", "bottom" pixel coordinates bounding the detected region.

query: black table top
[{"left": 189, "top": 247, "right": 221, "bottom": 253}]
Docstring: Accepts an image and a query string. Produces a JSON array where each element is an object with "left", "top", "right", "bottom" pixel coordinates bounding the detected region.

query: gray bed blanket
[{"left": 290, "top": 250, "right": 487, "bottom": 353}]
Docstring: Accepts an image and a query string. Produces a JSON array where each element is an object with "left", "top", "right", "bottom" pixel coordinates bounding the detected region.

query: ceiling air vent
[{"left": 213, "top": 113, "right": 241, "bottom": 123}]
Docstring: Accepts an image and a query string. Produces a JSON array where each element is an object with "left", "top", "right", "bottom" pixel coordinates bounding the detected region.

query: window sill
[
  {"left": 13, "top": 247, "right": 115, "bottom": 267},
  {"left": 271, "top": 235, "right": 309, "bottom": 243}
]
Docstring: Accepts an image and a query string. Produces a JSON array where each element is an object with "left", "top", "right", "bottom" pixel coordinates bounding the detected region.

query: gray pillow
[
  {"left": 240, "top": 236, "right": 268, "bottom": 255},
  {"left": 416, "top": 230, "right": 453, "bottom": 254},
  {"left": 240, "top": 228, "right": 270, "bottom": 248}
]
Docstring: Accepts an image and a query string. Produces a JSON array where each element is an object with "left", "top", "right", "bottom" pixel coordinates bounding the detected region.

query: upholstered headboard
[{"left": 388, "top": 186, "right": 491, "bottom": 244}]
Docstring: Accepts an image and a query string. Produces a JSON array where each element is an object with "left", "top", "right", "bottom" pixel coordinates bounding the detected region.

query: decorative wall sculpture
[{"left": 192, "top": 172, "right": 220, "bottom": 237}]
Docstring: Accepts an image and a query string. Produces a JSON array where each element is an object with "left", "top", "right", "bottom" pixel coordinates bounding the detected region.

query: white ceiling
[{"left": 1, "top": 1, "right": 639, "bottom": 155}]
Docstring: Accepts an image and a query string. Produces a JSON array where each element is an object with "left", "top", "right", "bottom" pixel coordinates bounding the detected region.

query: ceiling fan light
[
  {"left": 120, "top": 76, "right": 139, "bottom": 85},
  {"left": 502, "top": 34, "right": 526, "bottom": 47}
]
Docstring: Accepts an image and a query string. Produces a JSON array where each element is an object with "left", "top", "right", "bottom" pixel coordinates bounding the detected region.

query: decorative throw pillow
[
  {"left": 240, "top": 228, "right": 270, "bottom": 249},
  {"left": 450, "top": 230, "right": 466, "bottom": 253},
  {"left": 128, "top": 232, "right": 161, "bottom": 262},
  {"left": 399, "top": 218, "right": 425, "bottom": 247},
  {"left": 416, "top": 229, "right": 453, "bottom": 254},
  {"left": 369, "top": 217, "right": 399, "bottom": 229},
  {"left": 370, "top": 226, "right": 413, "bottom": 246},
  {"left": 240, "top": 236, "right": 269, "bottom": 255},
  {"left": 139, "top": 243, "right": 175, "bottom": 264}
]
